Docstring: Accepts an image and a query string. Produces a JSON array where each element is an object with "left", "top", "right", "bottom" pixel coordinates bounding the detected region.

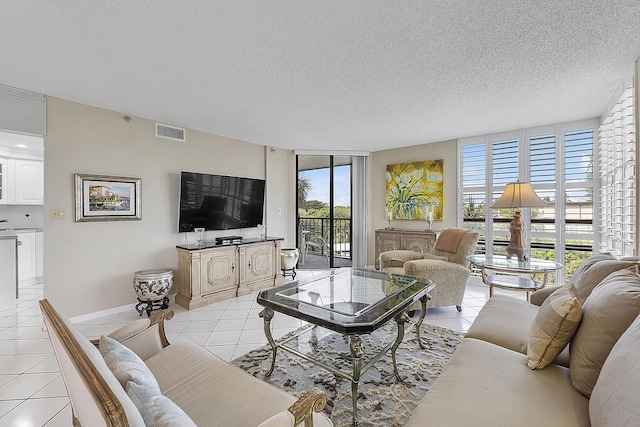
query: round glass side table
[{"left": 466, "top": 254, "right": 563, "bottom": 301}]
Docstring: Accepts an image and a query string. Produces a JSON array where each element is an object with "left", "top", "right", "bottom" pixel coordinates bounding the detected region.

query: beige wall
[
  {"left": 367, "top": 139, "right": 458, "bottom": 266},
  {"left": 44, "top": 98, "right": 292, "bottom": 316}
]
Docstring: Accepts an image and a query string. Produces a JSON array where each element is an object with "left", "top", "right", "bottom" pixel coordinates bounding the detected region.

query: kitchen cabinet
[
  {"left": 13, "top": 160, "right": 43, "bottom": 204},
  {"left": 16, "top": 231, "right": 36, "bottom": 281},
  {"left": 175, "top": 238, "right": 285, "bottom": 310},
  {"left": 0, "top": 233, "right": 17, "bottom": 310},
  {"left": 0, "top": 158, "right": 8, "bottom": 204},
  {"left": 35, "top": 231, "right": 43, "bottom": 278},
  {"left": 0, "top": 158, "right": 43, "bottom": 205}
]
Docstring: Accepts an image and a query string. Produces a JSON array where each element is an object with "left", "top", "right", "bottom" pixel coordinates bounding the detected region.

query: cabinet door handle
[{"left": 232, "top": 264, "right": 235, "bottom": 272}]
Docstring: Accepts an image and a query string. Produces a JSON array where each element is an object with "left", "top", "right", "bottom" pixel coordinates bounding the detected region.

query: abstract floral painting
[{"left": 385, "top": 160, "right": 444, "bottom": 220}]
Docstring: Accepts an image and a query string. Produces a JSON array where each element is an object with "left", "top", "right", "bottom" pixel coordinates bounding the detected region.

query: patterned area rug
[{"left": 232, "top": 322, "right": 463, "bottom": 427}]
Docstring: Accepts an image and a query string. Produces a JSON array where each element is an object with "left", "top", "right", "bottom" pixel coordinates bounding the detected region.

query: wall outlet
[{"left": 51, "top": 208, "right": 66, "bottom": 220}]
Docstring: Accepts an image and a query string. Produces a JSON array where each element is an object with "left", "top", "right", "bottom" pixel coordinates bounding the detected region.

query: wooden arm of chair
[{"left": 287, "top": 389, "right": 327, "bottom": 427}]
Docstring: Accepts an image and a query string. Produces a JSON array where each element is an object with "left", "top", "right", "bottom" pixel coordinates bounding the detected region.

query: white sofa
[
  {"left": 406, "top": 253, "right": 640, "bottom": 427},
  {"left": 40, "top": 299, "right": 332, "bottom": 427}
]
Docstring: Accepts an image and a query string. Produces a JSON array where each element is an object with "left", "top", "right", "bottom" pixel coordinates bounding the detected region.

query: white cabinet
[
  {"left": 35, "top": 231, "right": 43, "bottom": 278},
  {"left": 0, "top": 158, "right": 9, "bottom": 204},
  {"left": 14, "top": 160, "right": 43, "bottom": 204},
  {"left": 0, "top": 158, "right": 43, "bottom": 205},
  {"left": 17, "top": 231, "right": 36, "bottom": 281}
]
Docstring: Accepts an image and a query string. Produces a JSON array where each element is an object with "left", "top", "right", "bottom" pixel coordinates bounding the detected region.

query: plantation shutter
[{"left": 598, "top": 75, "right": 636, "bottom": 256}]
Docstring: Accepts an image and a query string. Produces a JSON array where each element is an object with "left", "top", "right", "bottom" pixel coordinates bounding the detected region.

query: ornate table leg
[
  {"left": 392, "top": 311, "right": 410, "bottom": 380},
  {"left": 415, "top": 294, "right": 431, "bottom": 349},
  {"left": 350, "top": 335, "right": 363, "bottom": 427},
  {"left": 259, "top": 308, "right": 277, "bottom": 376}
]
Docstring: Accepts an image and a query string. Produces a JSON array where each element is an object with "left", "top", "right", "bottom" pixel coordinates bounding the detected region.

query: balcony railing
[{"left": 298, "top": 217, "right": 351, "bottom": 259}]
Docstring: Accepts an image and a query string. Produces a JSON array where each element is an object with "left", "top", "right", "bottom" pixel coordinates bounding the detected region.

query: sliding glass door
[{"left": 297, "top": 155, "right": 352, "bottom": 269}]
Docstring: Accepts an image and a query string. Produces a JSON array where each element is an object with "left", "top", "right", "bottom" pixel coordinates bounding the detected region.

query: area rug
[{"left": 232, "top": 322, "right": 463, "bottom": 427}]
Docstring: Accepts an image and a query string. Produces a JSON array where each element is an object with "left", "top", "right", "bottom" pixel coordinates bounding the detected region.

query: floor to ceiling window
[
  {"left": 460, "top": 120, "right": 597, "bottom": 282},
  {"left": 296, "top": 155, "right": 353, "bottom": 269}
]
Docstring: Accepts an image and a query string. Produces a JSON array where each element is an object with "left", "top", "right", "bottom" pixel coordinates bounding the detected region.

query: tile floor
[{"left": 0, "top": 270, "right": 526, "bottom": 426}]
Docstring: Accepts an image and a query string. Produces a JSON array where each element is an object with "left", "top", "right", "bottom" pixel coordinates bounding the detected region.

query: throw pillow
[
  {"left": 568, "top": 252, "right": 636, "bottom": 304},
  {"left": 127, "top": 382, "right": 197, "bottom": 427},
  {"left": 527, "top": 284, "right": 582, "bottom": 369},
  {"left": 99, "top": 335, "right": 161, "bottom": 394},
  {"left": 570, "top": 269, "right": 640, "bottom": 397},
  {"left": 589, "top": 313, "right": 640, "bottom": 427}
]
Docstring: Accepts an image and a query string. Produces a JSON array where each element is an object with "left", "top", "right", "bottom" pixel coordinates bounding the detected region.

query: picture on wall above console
[
  {"left": 385, "top": 159, "right": 443, "bottom": 220},
  {"left": 74, "top": 173, "right": 142, "bottom": 222}
]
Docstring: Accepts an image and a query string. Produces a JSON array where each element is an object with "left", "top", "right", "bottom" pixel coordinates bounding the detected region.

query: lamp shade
[{"left": 491, "top": 181, "right": 547, "bottom": 208}]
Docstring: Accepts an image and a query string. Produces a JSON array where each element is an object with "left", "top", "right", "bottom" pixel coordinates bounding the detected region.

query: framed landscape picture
[
  {"left": 74, "top": 173, "right": 141, "bottom": 222},
  {"left": 385, "top": 160, "right": 444, "bottom": 220}
]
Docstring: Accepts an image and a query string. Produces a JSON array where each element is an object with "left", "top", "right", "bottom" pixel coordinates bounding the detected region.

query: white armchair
[{"left": 379, "top": 228, "right": 480, "bottom": 313}]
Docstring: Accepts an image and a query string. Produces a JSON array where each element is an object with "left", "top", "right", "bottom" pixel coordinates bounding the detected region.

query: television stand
[
  {"left": 215, "top": 236, "right": 243, "bottom": 245},
  {"left": 175, "top": 238, "right": 286, "bottom": 309}
]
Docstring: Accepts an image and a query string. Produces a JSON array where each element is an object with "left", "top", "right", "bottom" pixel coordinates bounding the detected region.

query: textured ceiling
[{"left": 1, "top": 1, "right": 639, "bottom": 152}]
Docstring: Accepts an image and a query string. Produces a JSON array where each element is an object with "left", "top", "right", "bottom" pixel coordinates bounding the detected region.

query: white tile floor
[{"left": 0, "top": 270, "right": 526, "bottom": 426}]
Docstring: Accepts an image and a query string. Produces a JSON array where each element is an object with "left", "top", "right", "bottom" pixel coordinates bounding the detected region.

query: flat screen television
[{"left": 178, "top": 171, "right": 265, "bottom": 232}]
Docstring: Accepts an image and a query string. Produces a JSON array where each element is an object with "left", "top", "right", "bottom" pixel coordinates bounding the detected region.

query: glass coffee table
[
  {"left": 256, "top": 267, "right": 435, "bottom": 427},
  {"left": 467, "top": 254, "right": 563, "bottom": 301}
]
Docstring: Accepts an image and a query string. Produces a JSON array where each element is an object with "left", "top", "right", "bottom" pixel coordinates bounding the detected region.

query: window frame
[{"left": 458, "top": 119, "right": 598, "bottom": 283}]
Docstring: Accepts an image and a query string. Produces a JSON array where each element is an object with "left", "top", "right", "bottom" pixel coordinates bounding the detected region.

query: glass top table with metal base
[
  {"left": 256, "top": 267, "right": 435, "bottom": 427},
  {"left": 467, "top": 254, "right": 563, "bottom": 300}
]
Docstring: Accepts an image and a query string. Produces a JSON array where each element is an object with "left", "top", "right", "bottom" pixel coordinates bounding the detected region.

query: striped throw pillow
[{"left": 527, "top": 284, "right": 582, "bottom": 369}]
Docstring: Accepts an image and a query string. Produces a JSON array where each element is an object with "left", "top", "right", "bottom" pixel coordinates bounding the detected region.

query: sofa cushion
[
  {"left": 527, "top": 285, "right": 582, "bottom": 369},
  {"left": 465, "top": 295, "right": 538, "bottom": 354},
  {"left": 421, "top": 253, "right": 449, "bottom": 262},
  {"left": 108, "top": 318, "right": 151, "bottom": 341},
  {"left": 119, "top": 323, "right": 164, "bottom": 361},
  {"left": 127, "top": 382, "right": 197, "bottom": 427},
  {"left": 257, "top": 410, "right": 296, "bottom": 427},
  {"left": 405, "top": 338, "right": 589, "bottom": 427},
  {"left": 570, "top": 269, "right": 640, "bottom": 397},
  {"left": 568, "top": 252, "right": 636, "bottom": 304},
  {"left": 99, "top": 335, "right": 161, "bottom": 394},
  {"left": 589, "top": 314, "right": 640, "bottom": 427},
  {"left": 145, "top": 341, "right": 331, "bottom": 427}
]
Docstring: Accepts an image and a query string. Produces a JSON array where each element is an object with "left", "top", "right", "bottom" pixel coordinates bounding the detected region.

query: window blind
[{"left": 598, "top": 81, "right": 636, "bottom": 257}]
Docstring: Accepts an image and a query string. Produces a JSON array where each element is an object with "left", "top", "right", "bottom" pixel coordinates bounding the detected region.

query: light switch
[{"left": 51, "top": 208, "right": 66, "bottom": 220}]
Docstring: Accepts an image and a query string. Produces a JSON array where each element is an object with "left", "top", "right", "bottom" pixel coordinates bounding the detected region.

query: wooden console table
[
  {"left": 175, "top": 237, "right": 286, "bottom": 309},
  {"left": 374, "top": 228, "right": 437, "bottom": 269}
]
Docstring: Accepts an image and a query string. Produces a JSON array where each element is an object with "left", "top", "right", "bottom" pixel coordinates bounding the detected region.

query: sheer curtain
[{"left": 351, "top": 156, "right": 367, "bottom": 267}]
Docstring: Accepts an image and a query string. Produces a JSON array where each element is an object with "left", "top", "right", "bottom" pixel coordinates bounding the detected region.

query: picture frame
[
  {"left": 74, "top": 173, "right": 142, "bottom": 222},
  {"left": 385, "top": 159, "right": 444, "bottom": 220}
]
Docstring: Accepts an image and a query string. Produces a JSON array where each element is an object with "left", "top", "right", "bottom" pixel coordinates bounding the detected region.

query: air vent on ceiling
[{"left": 155, "top": 122, "right": 186, "bottom": 142}]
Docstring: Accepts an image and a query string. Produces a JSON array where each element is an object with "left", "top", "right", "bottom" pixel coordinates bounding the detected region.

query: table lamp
[{"left": 491, "top": 181, "right": 547, "bottom": 261}]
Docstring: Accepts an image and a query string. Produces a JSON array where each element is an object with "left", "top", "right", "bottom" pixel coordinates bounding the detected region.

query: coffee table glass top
[
  {"left": 276, "top": 268, "right": 419, "bottom": 316},
  {"left": 257, "top": 267, "right": 434, "bottom": 334},
  {"left": 466, "top": 254, "right": 563, "bottom": 273}
]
